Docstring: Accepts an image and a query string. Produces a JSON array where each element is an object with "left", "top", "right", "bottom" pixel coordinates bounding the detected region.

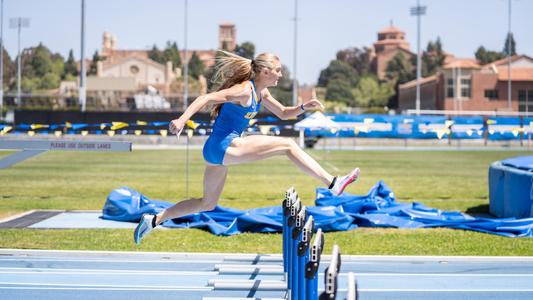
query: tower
[{"left": 218, "top": 23, "right": 236, "bottom": 51}]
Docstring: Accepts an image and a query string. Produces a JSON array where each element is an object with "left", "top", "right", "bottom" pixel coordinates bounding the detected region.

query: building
[
  {"left": 60, "top": 23, "right": 237, "bottom": 110},
  {"left": 398, "top": 55, "right": 533, "bottom": 113},
  {"left": 370, "top": 24, "right": 415, "bottom": 80}
]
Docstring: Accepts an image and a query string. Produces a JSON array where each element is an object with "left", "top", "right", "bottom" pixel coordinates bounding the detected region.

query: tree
[
  {"left": 336, "top": 47, "right": 372, "bottom": 76},
  {"left": 50, "top": 53, "right": 64, "bottom": 78},
  {"left": 40, "top": 72, "right": 61, "bottom": 90},
  {"left": 188, "top": 51, "right": 204, "bottom": 79},
  {"left": 385, "top": 52, "right": 415, "bottom": 109},
  {"left": 148, "top": 42, "right": 182, "bottom": 68},
  {"left": 353, "top": 76, "right": 394, "bottom": 108},
  {"left": 21, "top": 77, "right": 40, "bottom": 92},
  {"left": 26, "top": 43, "right": 54, "bottom": 78},
  {"left": 503, "top": 32, "right": 516, "bottom": 56},
  {"left": 63, "top": 49, "right": 78, "bottom": 78},
  {"left": 422, "top": 37, "right": 446, "bottom": 77},
  {"left": 268, "top": 64, "right": 293, "bottom": 106},
  {"left": 148, "top": 45, "right": 165, "bottom": 64},
  {"left": 163, "top": 41, "right": 181, "bottom": 68},
  {"left": 88, "top": 50, "right": 101, "bottom": 75},
  {"left": 475, "top": 33, "right": 516, "bottom": 65},
  {"left": 234, "top": 41, "right": 255, "bottom": 60},
  {"left": 475, "top": 46, "right": 504, "bottom": 65},
  {"left": 318, "top": 60, "right": 359, "bottom": 87},
  {"left": 385, "top": 52, "right": 415, "bottom": 85},
  {"left": 1, "top": 47, "right": 15, "bottom": 90},
  {"left": 325, "top": 79, "right": 355, "bottom": 106},
  {"left": 14, "top": 43, "right": 65, "bottom": 91}
]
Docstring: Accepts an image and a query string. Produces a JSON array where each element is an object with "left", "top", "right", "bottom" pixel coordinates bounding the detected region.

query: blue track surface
[{"left": 0, "top": 250, "right": 532, "bottom": 300}]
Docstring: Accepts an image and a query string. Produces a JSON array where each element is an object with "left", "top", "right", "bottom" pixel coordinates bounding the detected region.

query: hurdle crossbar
[{"left": 0, "top": 139, "right": 132, "bottom": 169}]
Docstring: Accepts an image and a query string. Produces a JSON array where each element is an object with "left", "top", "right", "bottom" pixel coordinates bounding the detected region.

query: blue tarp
[
  {"left": 102, "top": 181, "right": 533, "bottom": 237},
  {"left": 501, "top": 155, "right": 533, "bottom": 172}
]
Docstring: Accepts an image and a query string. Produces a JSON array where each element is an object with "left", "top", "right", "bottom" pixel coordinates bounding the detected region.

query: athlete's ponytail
[{"left": 210, "top": 50, "right": 279, "bottom": 117}]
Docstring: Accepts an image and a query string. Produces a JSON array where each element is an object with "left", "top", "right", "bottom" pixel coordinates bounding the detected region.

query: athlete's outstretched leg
[
  {"left": 225, "top": 135, "right": 334, "bottom": 186},
  {"left": 134, "top": 164, "right": 227, "bottom": 244}
]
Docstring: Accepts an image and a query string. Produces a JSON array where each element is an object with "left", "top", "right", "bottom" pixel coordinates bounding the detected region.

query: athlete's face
[{"left": 261, "top": 60, "right": 283, "bottom": 87}]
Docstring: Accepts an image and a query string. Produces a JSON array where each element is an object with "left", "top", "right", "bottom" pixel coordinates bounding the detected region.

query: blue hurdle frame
[
  {"left": 283, "top": 187, "right": 335, "bottom": 300},
  {"left": 291, "top": 206, "right": 306, "bottom": 300},
  {"left": 297, "top": 215, "right": 314, "bottom": 300},
  {"left": 305, "top": 228, "right": 323, "bottom": 300}
]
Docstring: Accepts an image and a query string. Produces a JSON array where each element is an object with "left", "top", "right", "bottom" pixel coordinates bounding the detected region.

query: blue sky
[{"left": 3, "top": 0, "right": 532, "bottom": 84}]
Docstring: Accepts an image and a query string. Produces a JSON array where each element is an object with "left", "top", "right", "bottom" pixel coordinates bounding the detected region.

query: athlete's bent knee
[{"left": 283, "top": 138, "right": 298, "bottom": 151}]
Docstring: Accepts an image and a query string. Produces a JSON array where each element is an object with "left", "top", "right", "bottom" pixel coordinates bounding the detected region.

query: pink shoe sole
[{"left": 336, "top": 168, "right": 360, "bottom": 195}]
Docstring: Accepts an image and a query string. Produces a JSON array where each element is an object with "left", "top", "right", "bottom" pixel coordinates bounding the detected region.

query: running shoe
[
  {"left": 133, "top": 214, "right": 155, "bottom": 245},
  {"left": 330, "top": 167, "right": 360, "bottom": 196}
]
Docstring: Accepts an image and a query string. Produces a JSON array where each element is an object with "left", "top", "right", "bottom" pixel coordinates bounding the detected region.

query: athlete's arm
[
  {"left": 261, "top": 88, "right": 325, "bottom": 120},
  {"left": 169, "top": 83, "right": 250, "bottom": 135}
]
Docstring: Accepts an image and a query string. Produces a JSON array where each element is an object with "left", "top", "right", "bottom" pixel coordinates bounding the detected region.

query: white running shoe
[
  {"left": 134, "top": 214, "right": 156, "bottom": 245},
  {"left": 330, "top": 167, "right": 360, "bottom": 196}
]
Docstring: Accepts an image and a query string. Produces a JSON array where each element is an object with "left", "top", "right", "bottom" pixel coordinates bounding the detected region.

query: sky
[{"left": 3, "top": 0, "right": 532, "bottom": 85}]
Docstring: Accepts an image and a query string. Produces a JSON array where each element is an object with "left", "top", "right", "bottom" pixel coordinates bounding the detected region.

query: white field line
[
  {"left": 2, "top": 249, "right": 533, "bottom": 262},
  {"left": 359, "top": 288, "right": 533, "bottom": 292},
  {"left": 0, "top": 281, "right": 211, "bottom": 291},
  {"left": 0, "top": 267, "right": 216, "bottom": 276}
]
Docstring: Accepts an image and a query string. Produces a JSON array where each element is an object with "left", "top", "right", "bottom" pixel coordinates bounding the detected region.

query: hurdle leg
[
  {"left": 291, "top": 232, "right": 299, "bottom": 300},
  {"left": 283, "top": 214, "right": 288, "bottom": 274}
]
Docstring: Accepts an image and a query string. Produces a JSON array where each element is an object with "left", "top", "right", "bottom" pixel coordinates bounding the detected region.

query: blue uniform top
[
  {"left": 202, "top": 80, "right": 262, "bottom": 165},
  {"left": 212, "top": 80, "right": 262, "bottom": 136}
]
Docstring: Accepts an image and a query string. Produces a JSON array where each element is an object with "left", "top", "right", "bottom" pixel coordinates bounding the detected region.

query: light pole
[
  {"left": 79, "top": 0, "right": 86, "bottom": 112},
  {"left": 182, "top": 0, "right": 188, "bottom": 112},
  {"left": 292, "top": 0, "right": 299, "bottom": 106},
  {"left": 9, "top": 17, "right": 30, "bottom": 107},
  {"left": 410, "top": 0, "right": 426, "bottom": 115}
]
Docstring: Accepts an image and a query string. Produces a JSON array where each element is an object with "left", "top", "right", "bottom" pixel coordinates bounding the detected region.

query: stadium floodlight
[
  {"left": 9, "top": 17, "right": 30, "bottom": 107},
  {"left": 410, "top": 1, "right": 426, "bottom": 116}
]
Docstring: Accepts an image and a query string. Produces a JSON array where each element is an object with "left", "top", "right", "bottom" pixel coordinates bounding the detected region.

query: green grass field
[{"left": 1, "top": 148, "right": 532, "bottom": 256}]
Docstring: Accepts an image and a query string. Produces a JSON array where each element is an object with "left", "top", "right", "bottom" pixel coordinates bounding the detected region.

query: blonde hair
[{"left": 210, "top": 50, "right": 279, "bottom": 117}]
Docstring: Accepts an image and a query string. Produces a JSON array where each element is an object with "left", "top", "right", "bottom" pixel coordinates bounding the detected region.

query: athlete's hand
[
  {"left": 302, "top": 99, "right": 325, "bottom": 112},
  {"left": 169, "top": 119, "right": 185, "bottom": 139}
]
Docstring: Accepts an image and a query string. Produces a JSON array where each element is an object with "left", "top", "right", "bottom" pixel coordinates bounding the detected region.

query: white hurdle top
[{"left": 0, "top": 139, "right": 132, "bottom": 152}]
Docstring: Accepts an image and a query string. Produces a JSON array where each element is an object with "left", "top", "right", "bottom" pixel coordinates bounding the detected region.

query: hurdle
[
  {"left": 0, "top": 139, "right": 132, "bottom": 169},
  {"left": 291, "top": 206, "right": 306, "bottom": 299},
  {"left": 297, "top": 215, "right": 314, "bottom": 299},
  {"left": 205, "top": 187, "right": 357, "bottom": 300},
  {"left": 319, "top": 245, "right": 341, "bottom": 300},
  {"left": 305, "top": 228, "right": 323, "bottom": 300},
  {"left": 283, "top": 187, "right": 298, "bottom": 279},
  {"left": 287, "top": 196, "right": 302, "bottom": 298}
]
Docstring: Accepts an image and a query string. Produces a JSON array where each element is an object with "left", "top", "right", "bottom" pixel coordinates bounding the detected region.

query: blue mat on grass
[{"left": 102, "top": 181, "right": 533, "bottom": 237}]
